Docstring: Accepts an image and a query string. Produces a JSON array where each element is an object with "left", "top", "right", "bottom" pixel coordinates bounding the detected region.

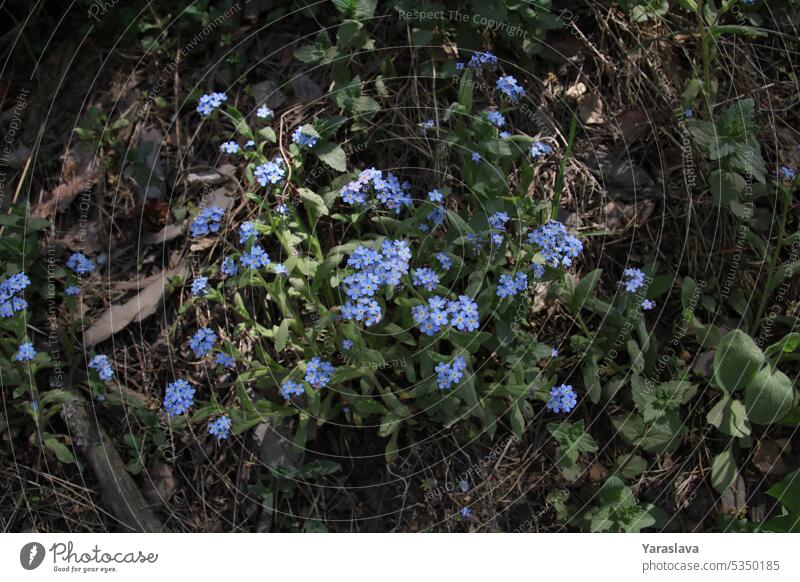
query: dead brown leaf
[
  {"left": 753, "top": 440, "right": 787, "bottom": 475},
  {"left": 145, "top": 462, "right": 178, "bottom": 505},
  {"left": 292, "top": 74, "right": 322, "bottom": 103},
  {"left": 83, "top": 263, "right": 188, "bottom": 346},
  {"left": 616, "top": 109, "right": 649, "bottom": 143},
  {"left": 252, "top": 79, "right": 287, "bottom": 109},
  {"left": 578, "top": 93, "right": 605, "bottom": 125},
  {"left": 33, "top": 144, "right": 99, "bottom": 219},
  {"left": 588, "top": 463, "right": 608, "bottom": 482},
  {"left": 141, "top": 223, "right": 184, "bottom": 246}
]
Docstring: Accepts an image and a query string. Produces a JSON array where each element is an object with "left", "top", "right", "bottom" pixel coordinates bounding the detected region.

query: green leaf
[
  {"left": 354, "top": 0, "right": 377, "bottom": 19},
  {"left": 710, "top": 448, "right": 738, "bottom": 494},
  {"left": 681, "top": 276, "right": 697, "bottom": 310},
  {"left": 641, "top": 411, "right": 685, "bottom": 454},
  {"left": 713, "top": 329, "right": 764, "bottom": 392},
  {"left": 297, "top": 188, "right": 330, "bottom": 218},
  {"left": 351, "top": 95, "right": 380, "bottom": 115},
  {"left": 275, "top": 319, "right": 290, "bottom": 352},
  {"left": 331, "top": 0, "right": 357, "bottom": 16},
  {"left": 458, "top": 69, "right": 473, "bottom": 114},
  {"left": 569, "top": 268, "right": 602, "bottom": 314},
  {"left": 766, "top": 469, "right": 800, "bottom": 514},
  {"left": 744, "top": 365, "right": 795, "bottom": 425},
  {"left": 44, "top": 437, "right": 76, "bottom": 464},
  {"left": 315, "top": 141, "right": 347, "bottom": 172},
  {"left": 582, "top": 347, "right": 602, "bottom": 404},
  {"left": 613, "top": 454, "right": 648, "bottom": 480},
  {"left": 707, "top": 396, "right": 751, "bottom": 438},
  {"left": 709, "top": 169, "right": 745, "bottom": 207},
  {"left": 765, "top": 333, "right": 800, "bottom": 358}
]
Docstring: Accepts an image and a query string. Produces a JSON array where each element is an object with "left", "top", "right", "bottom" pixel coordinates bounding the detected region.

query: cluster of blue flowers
[
  {"left": 412, "top": 268, "right": 440, "bottom": 292},
  {"left": 547, "top": 384, "right": 577, "bottom": 413},
  {"left": 196, "top": 92, "right": 227, "bottom": 116},
  {"left": 219, "top": 141, "right": 239, "bottom": 154},
  {"left": 339, "top": 168, "right": 413, "bottom": 214},
  {"left": 254, "top": 156, "right": 286, "bottom": 186},
  {"left": 488, "top": 211, "right": 510, "bottom": 231},
  {"left": 215, "top": 352, "right": 235, "bottom": 368},
  {"left": 459, "top": 51, "right": 497, "bottom": 71},
  {"left": 67, "top": 252, "right": 96, "bottom": 276},
  {"left": 497, "top": 271, "right": 528, "bottom": 298},
  {"left": 164, "top": 379, "right": 195, "bottom": 416},
  {"left": 496, "top": 75, "right": 525, "bottom": 102},
  {"left": 208, "top": 415, "right": 232, "bottom": 440},
  {"left": 529, "top": 141, "right": 553, "bottom": 159},
  {"left": 221, "top": 256, "right": 237, "bottom": 277},
  {"left": 190, "top": 206, "right": 225, "bottom": 237},
  {"left": 527, "top": 220, "right": 583, "bottom": 268},
  {"left": 466, "top": 232, "right": 484, "bottom": 255},
  {"left": 642, "top": 299, "right": 656, "bottom": 311},
  {"left": 305, "top": 357, "right": 334, "bottom": 389},
  {"left": 419, "top": 119, "right": 436, "bottom": 132},
  {"left": 778, "top": 166, "right": 796, "bottom": 180},
  {"left": 240, "top": 244, "right": 271, "bottom": 269},
  {"left": 292, "top": 126, "right": 317, "bottom": 148},
  {"left": 88, "top": 355, "right": 114, "bottom": 381},
  {"left": 531, "top": 263, "right": 545, "bottom": 280},
  {"left": 435, "top": 355, "right": 467, "bottom": 390},
  {"left": 412, "top": 295, "right": 480, "bottom": 336},
  {"left": 0, "top": 272, "right": 30, "bottom": 318},
  {"left": 436, "top": 252, "right": 452, "bottom": 270},
  {"left": 621, "top": 268, "right": 646, "bottom": 293},
  {"left": 280, "top": 379, "right": 305, "bottom": 400},
  {"left": 239, "top": 221, "right": 258, "bottom": 244},
  {"left": 427, "top": 189, "right": 443, "bottom": 203},
  {"left": 488, "top": 211, "right": 510, "bottom": 246},
  {"left": 341, "top": 240, "right": 412, "bottom": 327},
  {"left": 14, "top": 342, "right": 36, "bottom": 362},
  {"left": 65, "top": 285, "right": 80, "bottom": 296},
  {"left": 420, "top": 189, "right": 446, "bottom": 232},
  {"left": 484, "top": 109, "right": 505, "bottom": 127},
  {"left": 188, "top": 327, "right": 217, "bottom": 358},
  {"left": 191, "top": 276, "right": 209, "bottom": 296}
]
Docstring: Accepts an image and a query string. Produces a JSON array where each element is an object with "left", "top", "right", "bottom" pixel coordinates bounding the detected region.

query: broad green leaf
[
  {"left": 298, "top": 188, "right": 330, "bottom": 218},
  {"left": 275, "top": 319, "right": 290, "bottom": 352},
  {"left": 709, "top": 169, "right": 745, "bottom": 207},
  {"left": 613, "top": 454, "right": 648, "bottom": 480},
  {"left": 44, "top": 437, "right": 76, "bottom": 464},
  {"left": 706, "top": 396, "right": 751, "bottom": 438},
  {"left": 713, "top": 329, "right": 764, "bottom": 392},
  {"left": 766, "top": 469, "right": 800, "bottom": 514},
  {"left": 315, "top": 141, "right": 347, "bottom": 172},
  {"left": 710, "top": 448, "right": 738, "bottom": 494},
  {"left": 569, "top": 268, "right": 602, "bottom": 314},
  {"left": 745, "top": 365, "right": 794, "bottom": 425},
  {"left": 765, "top": 333, "right": 800, "bottom": 358},
  {"left": 458, "top": 69, "right": 473, "bottom": 114}
]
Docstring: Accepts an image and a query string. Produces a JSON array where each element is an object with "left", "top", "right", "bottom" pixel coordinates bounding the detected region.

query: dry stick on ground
[{"left": 61, "top": 394, "right": 165, "bottom": 532}]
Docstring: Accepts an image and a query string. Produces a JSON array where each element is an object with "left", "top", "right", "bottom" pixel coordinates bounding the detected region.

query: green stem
[
  {"left": 698, "top": 1, "right": 715, "bottom": 116},
  {"left": 576, "top": 314, "right": 592, "bottom": 338},
  {"left": 552, "top": 113, "right": 578, "bottom": 220},
  {"left": 751, "top": 189, "right": 790, "bottom": 334}
]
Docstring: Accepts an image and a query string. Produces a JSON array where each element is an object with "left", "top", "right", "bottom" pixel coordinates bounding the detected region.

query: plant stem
[
  {"left": 751, "top": 189, "right": 790, "bottom": 334},
  {"left": 552, "top": 112, "right": 578, "bottom": 220}
]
